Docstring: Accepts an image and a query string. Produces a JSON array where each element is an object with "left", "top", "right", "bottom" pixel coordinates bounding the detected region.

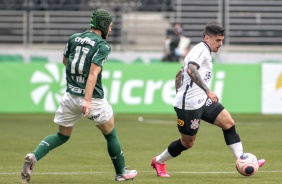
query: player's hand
[
  {"left": 81, "top": 101, "right": 91, "bottom": 117},
  {"left": 206, "top": 90, "right": 219, "bottom": 103}
]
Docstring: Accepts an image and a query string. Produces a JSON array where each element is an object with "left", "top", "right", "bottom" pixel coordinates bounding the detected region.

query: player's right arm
[
  {"left": 82, "top": 43, "right": 110, "bottom": 117},
  {"left": 63, "top": 39, "right": 72, "bottom": 66},
  {"left": 63, "top": 56, "right": 68, "bottom": 66},
  {"left": 187, "top": 63, "right": 218, "bottom": 103},
  {"left": 175, "top": 66, "right": 183, "bottom": 93}
]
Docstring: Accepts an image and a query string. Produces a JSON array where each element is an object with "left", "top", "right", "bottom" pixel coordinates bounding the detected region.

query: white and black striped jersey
[{"left": 173, "top": 41, "right": 213, "bottom": 110}]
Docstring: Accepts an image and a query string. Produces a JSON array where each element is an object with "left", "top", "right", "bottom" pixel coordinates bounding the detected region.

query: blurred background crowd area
[{"left": 0, "top": 0, "right": 282, "bottom": 52}]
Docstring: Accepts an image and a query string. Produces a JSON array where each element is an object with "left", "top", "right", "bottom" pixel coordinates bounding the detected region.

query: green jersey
[{"left": 63, "top": 30, "right": 111, "bottom": 98}]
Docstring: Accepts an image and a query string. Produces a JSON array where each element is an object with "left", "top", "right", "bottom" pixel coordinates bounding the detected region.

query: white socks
[
  {"left": 228, "top": 142, "right": 243, "bottom": 159},
  {"left": 156, "top": 149, "right": 173, "bottom": 164},
  {"left": 156, "top": 142, "right": 242, "bottom": 164}
]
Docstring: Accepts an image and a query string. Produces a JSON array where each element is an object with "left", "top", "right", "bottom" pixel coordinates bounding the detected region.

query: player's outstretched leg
[
  {"left": 151, "top": 157, "right": 170, "bottom": 177},
  {"left": 21, "top": 153, "right": 36, "bottom": 184}
]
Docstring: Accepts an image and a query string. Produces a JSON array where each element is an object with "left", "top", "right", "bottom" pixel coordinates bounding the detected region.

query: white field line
[{"left": 1, "top": 170, "right": 282, "bottom": 175}]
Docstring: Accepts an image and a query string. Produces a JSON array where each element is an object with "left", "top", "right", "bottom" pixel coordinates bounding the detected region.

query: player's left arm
[{"left": 187, "top": 63, "right": 218, "bottom": 102}]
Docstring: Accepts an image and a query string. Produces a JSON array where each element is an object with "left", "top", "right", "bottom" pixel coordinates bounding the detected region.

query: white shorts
[{"left": 54, "top": 92, "right": 113, "bottom": 126}]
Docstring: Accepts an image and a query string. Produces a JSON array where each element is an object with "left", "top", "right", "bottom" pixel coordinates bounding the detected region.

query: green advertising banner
[
  {"left": 102, "top": 63, "right": 181, "bottom": 114},
  {"left": 1, "top": 63, "right": 66, "bottom": 113},
  {"left": 212, "top": 64, "right": 261, "bottom": 114},
  {"left": 0, "top": 62, "right": 261, "bottom": 114}
]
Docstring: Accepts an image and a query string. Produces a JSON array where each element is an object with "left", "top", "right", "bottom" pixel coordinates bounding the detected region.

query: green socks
[
  {"left": 103, "top": 128, "right": 125, "bottom": 175},
  {"left": 32, "top": 128, "right": 124, "bottom": 175},
  {"left": 33, "top": 132, "right": 70, "bottom": 161}
]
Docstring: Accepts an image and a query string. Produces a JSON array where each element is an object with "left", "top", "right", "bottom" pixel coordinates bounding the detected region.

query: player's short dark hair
[{"left": 203, "top": 22, "right": 225, "bottom": 37}]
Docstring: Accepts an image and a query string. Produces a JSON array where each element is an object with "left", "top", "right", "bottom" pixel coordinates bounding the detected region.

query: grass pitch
[{"left": 0, "top": 113, "right": 281, "bottom": 184}]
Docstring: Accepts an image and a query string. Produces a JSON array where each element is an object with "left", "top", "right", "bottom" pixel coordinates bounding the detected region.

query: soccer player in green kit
[{"left": 21, "top": 9, "right": 137, "bottom": 183}]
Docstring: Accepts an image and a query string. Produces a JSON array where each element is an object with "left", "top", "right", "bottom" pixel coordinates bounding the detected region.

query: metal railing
[{"left": 1, "top": 0, "right": 282, "bottom": 50}]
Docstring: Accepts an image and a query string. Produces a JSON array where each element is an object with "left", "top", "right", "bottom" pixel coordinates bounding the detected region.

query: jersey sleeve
[
  {"left": 91, "top": 43, "right": 111, "bottom": 67},
  {"left": 63, "top": 36, "right": 73, "bottom": 58},
  {"left": 187, "top": 45, "right": 206, "bottom": 69}
]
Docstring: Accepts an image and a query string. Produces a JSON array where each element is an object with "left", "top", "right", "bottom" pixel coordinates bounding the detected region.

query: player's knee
[
  {"left": 218, "top": 117, "right": 235, "bottom": 129},
  {"left": 103, "top": 127, "right": 118, "bottom": 140},
  {"left": 226, "top": 118, "right": 235, "bottom": 128},
  {"left": 182, "top": 141, "right": 194, "bottom": 149},
  {"left": 180, "top": 138, "right": 194, "bottom": 149},
  {"left": 57, "top": 132, "right": 70, "bottom": 144}
]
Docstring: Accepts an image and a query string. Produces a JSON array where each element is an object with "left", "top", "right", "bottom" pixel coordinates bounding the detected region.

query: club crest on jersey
[
  {"left": 190, "top": 119, "right": 200, "bottom": 130},
  {"left": 177, "top": 119, "right": 184, "bottom": 126}
]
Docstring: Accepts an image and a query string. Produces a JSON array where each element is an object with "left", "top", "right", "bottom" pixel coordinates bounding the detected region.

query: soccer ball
[{"left": 235, "top": 153, "right": 259, "bottom": 176}]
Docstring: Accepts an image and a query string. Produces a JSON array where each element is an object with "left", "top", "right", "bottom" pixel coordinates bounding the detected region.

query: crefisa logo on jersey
[{"left": 190, "top": 119, "right": 200, "bottom": 130}]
